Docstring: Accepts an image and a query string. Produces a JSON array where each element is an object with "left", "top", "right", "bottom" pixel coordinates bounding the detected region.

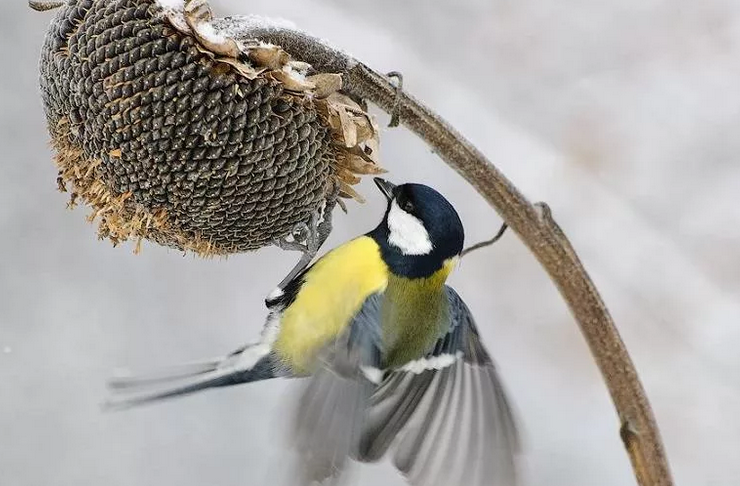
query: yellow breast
[{"left": 273, "top": 236, "right": 388, "bottom": 373}]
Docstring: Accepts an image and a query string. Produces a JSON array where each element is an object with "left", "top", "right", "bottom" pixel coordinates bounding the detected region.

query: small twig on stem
[
  {"left": 223, "top": 18, "right": 674, "bottom": 486},
  {"left": 386, "top": 71, "right": 404, "bottom": 128},
  {"left": 461, "top": 222, "right": 508, "bottom": 257}
]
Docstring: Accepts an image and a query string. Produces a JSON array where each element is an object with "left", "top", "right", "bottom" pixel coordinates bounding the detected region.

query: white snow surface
[{"left": 154, "top": 0, "right": 184, "bottom": 9}]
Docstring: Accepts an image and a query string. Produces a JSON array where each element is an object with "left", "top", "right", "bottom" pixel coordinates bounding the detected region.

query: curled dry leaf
[
  {"left": 162, "top": 8, "right": 191, "bottom": 33},
  {"left": 184, "top": 0, "right": 241, "bottom": 58},
  {"left": 268, "top": 68, "right": 316, "bottom": 92},
  {"left": 338, "top": 107, "right": 357, "bottom": 147},
  {"left": 214, "top": 58, "right": 262, "bottom": 80},
  {"left": 307, "top": 73, "right": 343, "bottom": 99},
  {"left": 337, "top": 180, "right": 366, "bottom": 203},
  {"left": 354, "top": 117, "right": 375, "bottom": 145},
  {"left": 336, "top": 198, "right": 348, "bottom": 213},
  {"left": 335, "top": 167, "right": 361, "bottom": 185},
  {"left": 183, "top": 0, "right": 213, "bottom": 23},
  {"left": 335, "top": 151, "right": 386, "bottom": 175},
  {"left": 247, "top": 44, "right": 291, "bottom": 71},
  {"left": 318, "top": 93, "right": 379, "bottom": 148},
  {"left": 363, "top": 137, "right": 381, "bottom": 165}
]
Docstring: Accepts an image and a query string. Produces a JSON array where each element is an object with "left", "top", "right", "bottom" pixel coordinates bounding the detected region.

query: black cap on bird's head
[{"left": 370, "top": 178, "right": 465, "bottom": 278}]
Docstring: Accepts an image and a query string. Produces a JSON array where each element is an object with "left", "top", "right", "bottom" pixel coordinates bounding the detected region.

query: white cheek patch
[{"left": 387, "top": 200, "right": 433, "bottom": 255}]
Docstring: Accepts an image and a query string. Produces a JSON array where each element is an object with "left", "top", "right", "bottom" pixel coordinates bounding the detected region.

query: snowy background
[{"left": 2, "top": 0, "right": 740, "bottom": 485}]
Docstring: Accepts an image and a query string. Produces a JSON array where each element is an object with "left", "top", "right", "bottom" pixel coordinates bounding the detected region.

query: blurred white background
[{"left": 2, "top": 1, "right": 739, "bottom": 485}]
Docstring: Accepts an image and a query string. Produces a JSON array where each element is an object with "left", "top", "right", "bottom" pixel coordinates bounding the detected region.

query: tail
[{"left": 104, "top": 344, "right": 283, "bottom": 410}]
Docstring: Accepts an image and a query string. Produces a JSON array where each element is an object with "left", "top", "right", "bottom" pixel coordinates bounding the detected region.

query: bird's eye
[{"left": 400, "top": 199, "right": 415, "bottom": 213}]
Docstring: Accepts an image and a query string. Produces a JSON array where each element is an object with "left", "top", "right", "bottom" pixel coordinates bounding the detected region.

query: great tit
[{"left": 107, "top": 178, "right": 519, "bottom": 486}]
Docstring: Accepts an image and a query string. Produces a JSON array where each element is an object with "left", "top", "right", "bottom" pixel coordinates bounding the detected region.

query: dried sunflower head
[{"left": 38, "top": 0, "right": 383, "bottom": 256}]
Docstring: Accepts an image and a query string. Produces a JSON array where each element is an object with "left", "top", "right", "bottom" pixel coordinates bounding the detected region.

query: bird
[{"left": 106, "top": 177, "right": 520, "bottom": 486}]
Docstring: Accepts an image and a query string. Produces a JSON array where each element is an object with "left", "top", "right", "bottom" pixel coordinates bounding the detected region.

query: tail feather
[
  {"left": 107, "top": 357, "right": 225, "bottom": 390},
  {"left": 104, "top": 345, "right": 280, "bottom": 410}
]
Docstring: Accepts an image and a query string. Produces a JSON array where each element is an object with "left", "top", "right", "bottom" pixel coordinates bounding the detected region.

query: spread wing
[
  {"left": 359, "top": 286, "right": 520, "bottom": 486},
  {"left": 291, "top": 293, "right": 384, "bottom": 485}
]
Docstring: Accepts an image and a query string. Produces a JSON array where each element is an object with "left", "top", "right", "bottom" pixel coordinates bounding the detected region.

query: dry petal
[
  {"left": 164, "top": 10, "right": 191, "bottom": 35},
  {"left": 269, "top": 70, "right": 316, "bottom": 92},
  {"left": 344, "top": 145, "right": 375, "bottom": 164},
  {"left": 327, "top": 92, "right": 360, "bottom": 110},
  {"left": 362, "top": 136, "right": 382, "bottom": 165},
  {"left": 216, "top": 58, "right": 262, "bottom": 80},
  {"left": 338, "top": 181, "right": 366, "bottom": 203},
  {"left": 289, "top": 61, "right": 312, "bottom": 73},
  {"left": 184, "top": 0, "right": 241, "bottom": 58},
  {"left": 307, "top": 73, "right": 343, "bottom": 98},
  {"left": 335, "top": 167, "right": 361, "bottom": 185},
  {"left": 247, "top": 44, "right": 290, "bottom": 70},
  {"left": 336, "top": 152, "right": 386, "bottom": 175},
  {"left": 184, "top": 0, "right": 213, "bottom": 24},
  {"left": 354, "top": 117, "right": 375, "bottom": 145},
  {"left": 337, "top": 108, "right": 357, "bottom": 147}
]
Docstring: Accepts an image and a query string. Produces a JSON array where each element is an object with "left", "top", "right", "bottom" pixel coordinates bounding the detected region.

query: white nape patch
[
  {"left": 361, "top": 366, "right": 383, "bottom": 385},
  {"left": 399, "top": 352, "right": 462, "bottom": 374},
  {"left": 387, "top": 200, "right": 433, "bottom": 255}
]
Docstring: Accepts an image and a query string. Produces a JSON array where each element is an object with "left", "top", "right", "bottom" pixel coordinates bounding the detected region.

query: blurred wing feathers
[
  {"left": 359, "top": 287, "right": 520, "bottom": 486},
  {"left": 292, "top": 294, "right": 383, "bottom": 484}
]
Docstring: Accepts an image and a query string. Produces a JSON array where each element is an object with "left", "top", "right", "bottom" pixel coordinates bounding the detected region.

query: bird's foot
[{"left": 273, "top": 186, "right": 338, "bottom": 288}]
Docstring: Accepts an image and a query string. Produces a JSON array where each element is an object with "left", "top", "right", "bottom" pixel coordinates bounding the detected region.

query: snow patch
[
  {"left": 154, "top": 0, "right": 184, "bottom": 9},
  {"left": 219, "top": 14, "right": 298, "bottom": 34},
  {"left": 196, "top": 22, "right": 228, "bottom": 45}
]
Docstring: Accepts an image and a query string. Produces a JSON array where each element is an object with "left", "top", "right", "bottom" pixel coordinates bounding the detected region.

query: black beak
[{"left": 373, "top": 177, "right": 396, "bottom": 202}]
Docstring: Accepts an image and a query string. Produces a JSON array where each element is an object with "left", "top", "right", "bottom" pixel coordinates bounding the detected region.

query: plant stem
[{"left": 227, "top": 20, "right": 674, "bottom": 486}]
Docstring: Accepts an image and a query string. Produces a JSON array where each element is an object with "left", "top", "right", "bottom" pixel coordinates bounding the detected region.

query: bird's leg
[
  {"left": 274, "top": 216, "right": 318, "bottom": 288},
  {"left": 461, "top": 221, "right": 508, "bottom": 257},
  {"left": 273, "top": 184, "right": 339, "bottom": 288}
]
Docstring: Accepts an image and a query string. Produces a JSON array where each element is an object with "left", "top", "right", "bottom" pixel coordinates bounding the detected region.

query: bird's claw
[
  {"left": 274, "top": 220, "right": 314, "bottom": 253},
  {"left": 273, "top": 193, "right": 337, "bottom": 288}
]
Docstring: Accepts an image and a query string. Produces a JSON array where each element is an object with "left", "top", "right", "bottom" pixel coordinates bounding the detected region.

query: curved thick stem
[{"left": 225, "top": 19, "right": 674, "bottom": 486}]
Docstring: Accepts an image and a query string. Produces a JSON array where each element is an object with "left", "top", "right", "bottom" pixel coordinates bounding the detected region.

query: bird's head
[{"left": 369, "top": 178, "right": 464, "bottom": 278}]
